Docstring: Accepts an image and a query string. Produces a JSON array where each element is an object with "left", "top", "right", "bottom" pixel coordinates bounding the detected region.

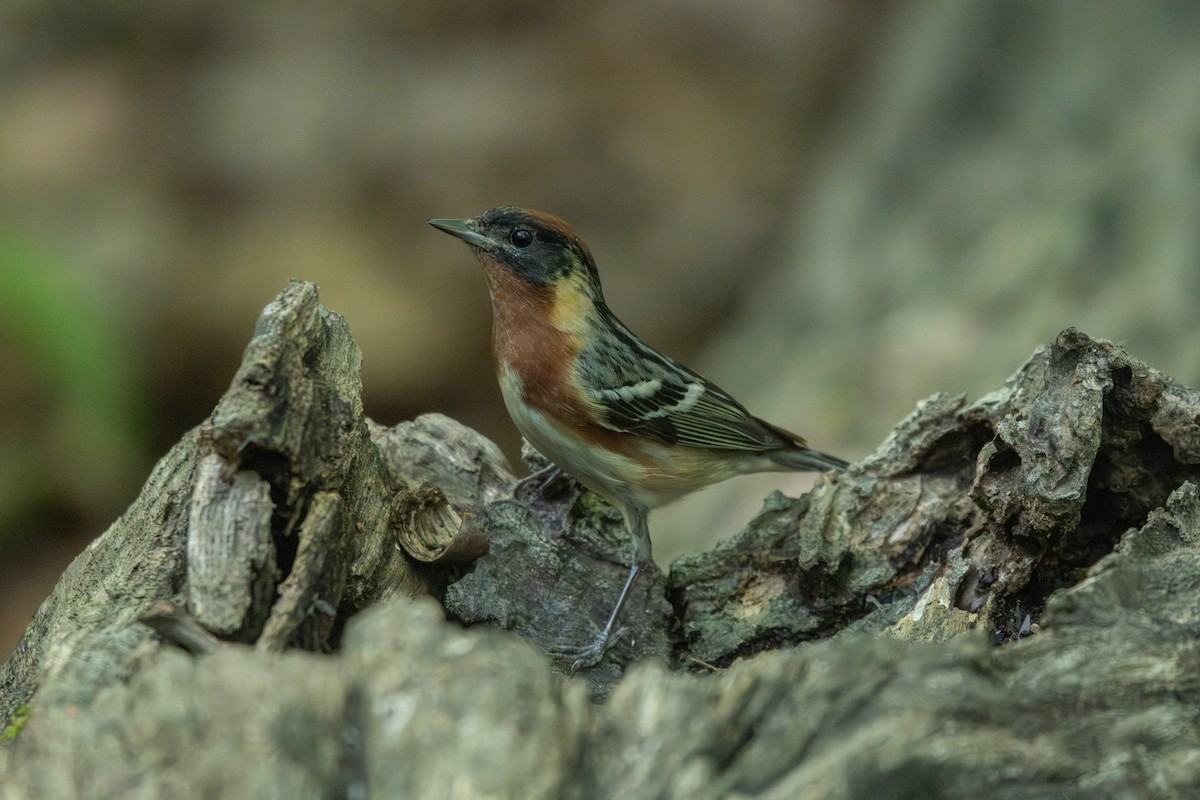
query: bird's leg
[
  {"left": 514, "top": 463, "right": 562, "bottom": 497},
  {"left": 548, "top": 504, "right": 650, "bottom": 671}
]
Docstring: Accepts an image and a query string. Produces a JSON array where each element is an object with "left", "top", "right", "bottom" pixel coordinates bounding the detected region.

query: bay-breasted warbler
[{"left": 429, "top": 206, "right": 848, "bottom": 669}]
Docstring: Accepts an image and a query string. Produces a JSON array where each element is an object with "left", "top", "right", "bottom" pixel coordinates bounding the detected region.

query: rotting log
[{"left": 3, "top": 282, "right": 1200, "bottom": 798}]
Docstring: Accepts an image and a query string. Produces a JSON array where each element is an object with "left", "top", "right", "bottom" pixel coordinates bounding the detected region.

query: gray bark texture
[{"left": 3, "top": 281, "right": 1200, "bottom": 798}]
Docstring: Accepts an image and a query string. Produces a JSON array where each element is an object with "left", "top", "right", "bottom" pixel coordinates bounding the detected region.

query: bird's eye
[{"left": 510, "top": 229, "right": 534, "bottom": 248}]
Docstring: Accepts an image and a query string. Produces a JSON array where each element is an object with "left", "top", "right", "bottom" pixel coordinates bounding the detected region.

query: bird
[{"left": 428, "top": 206, "right": 848, "bottom": 669}]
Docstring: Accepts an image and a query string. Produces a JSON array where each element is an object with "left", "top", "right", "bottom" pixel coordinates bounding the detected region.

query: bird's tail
[
  {"left": 767, "top": 445, "right": 849, "bottom": 473},
  {"left": 754, "top": 415, "right": 849, "bottom": 473}
]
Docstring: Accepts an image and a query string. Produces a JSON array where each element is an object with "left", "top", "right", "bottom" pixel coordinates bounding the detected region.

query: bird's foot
[
  {"left": 514, "top": 464, "right": 563, "bottom": 499},
  {"left": 515, "top": 466, "right": 578, "bottom": 538},
  {"left": 545, "top": 626, "right": 628, "bottom": 672}
]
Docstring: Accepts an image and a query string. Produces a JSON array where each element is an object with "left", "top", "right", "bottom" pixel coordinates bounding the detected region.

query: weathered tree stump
[{"left": 3, "top": 282, "right": 1200, "bottom": 798}]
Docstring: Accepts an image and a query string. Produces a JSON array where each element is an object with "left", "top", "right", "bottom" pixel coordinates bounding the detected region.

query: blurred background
[{"left": 3, "top": 0, "right": 1199, "bottom": 661}]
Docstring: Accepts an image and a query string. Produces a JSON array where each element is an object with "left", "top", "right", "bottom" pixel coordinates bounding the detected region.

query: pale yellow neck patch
[{"left": 549, "top": 274, "right": 595, "bottom": 336}]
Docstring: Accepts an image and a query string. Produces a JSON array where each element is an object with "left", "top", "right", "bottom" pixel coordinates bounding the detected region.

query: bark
[{"left": 3, "top": 283, "right": 1200, "bottom": 798}]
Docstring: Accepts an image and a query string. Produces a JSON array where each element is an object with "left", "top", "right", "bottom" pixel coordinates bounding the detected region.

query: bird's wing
[{"left": 577, "top": 320, "right": 804, "bottom": 452}]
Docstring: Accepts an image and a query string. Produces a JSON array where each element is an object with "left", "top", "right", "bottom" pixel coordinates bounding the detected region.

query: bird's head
[{"left": 428, "top": 207, "right": 603, "bottom": 297}]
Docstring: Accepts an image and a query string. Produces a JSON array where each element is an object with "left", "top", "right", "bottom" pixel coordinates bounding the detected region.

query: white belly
[{"left": 498, "top": 366, "right": 650, "bottom": 509}]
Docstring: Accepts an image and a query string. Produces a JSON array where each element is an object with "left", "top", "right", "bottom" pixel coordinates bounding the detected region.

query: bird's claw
[
  {"left": 515, "top": 465, "right": 577, "bottom": 537},
  {"left": 514, "top": 465, "right": 563, "bottom": 500},
  {"left": 546, "top": 626, "right": 628, "bottom": 672}
]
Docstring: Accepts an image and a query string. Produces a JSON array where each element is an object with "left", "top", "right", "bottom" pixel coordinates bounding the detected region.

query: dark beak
[{"left": 427, "top": 217, "right": 493, "bottom": 249}]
